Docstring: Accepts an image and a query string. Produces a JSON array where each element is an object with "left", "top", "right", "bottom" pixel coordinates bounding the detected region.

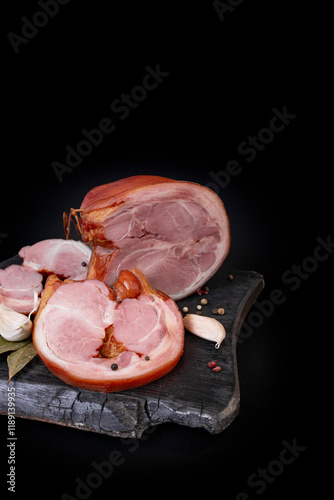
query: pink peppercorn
[
  {"left": 212, "top": 366, "right": 222, "bottom": 372},
  {"left": 208, "top": 361, "right": 216, "bottom": 368}
]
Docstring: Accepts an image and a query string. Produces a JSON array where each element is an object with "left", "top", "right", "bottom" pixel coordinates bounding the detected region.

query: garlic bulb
[
  {"left": 183, "top": 314, "right": 226, "bottom": 348},
  {"left": 0, "top": 288, "right": 39, "bottom": 341}
]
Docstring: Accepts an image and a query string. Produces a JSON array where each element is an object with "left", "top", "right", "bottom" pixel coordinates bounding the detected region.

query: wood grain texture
[{"left": 0, "top": 255, "right": 264, "bottom": 437}]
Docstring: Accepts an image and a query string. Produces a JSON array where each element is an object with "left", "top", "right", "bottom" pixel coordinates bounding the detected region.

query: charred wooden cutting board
[{"left": 0, "top": 255, "right": 264, "bottom": 438}]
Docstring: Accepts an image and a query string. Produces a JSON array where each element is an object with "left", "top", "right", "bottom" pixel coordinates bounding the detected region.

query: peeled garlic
[
  {"left": 183, "top": 313, "right": 226, "bottom": 349},
  {"left": 0, "top": 288, "right": 39, "bottom": 341}
]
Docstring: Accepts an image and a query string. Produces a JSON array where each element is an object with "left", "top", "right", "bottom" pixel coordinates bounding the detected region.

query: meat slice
[
  {"left": 0, "top": 265, "right": 43, "bottom": 314},
  {"left": 78, "top": 175, "right": 230, "bottom": 300},
  {"left": 33, "top": 268, "right": 184, "bottom": 392},
  {"left": 19, "top": 239, "right": 92, "bottom": 280},
  {"left": 112, "top": 295, "right": 166, "bottom": 354}
]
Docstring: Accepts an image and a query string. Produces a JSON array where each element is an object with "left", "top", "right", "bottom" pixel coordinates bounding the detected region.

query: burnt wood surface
[{"left": 0, "top": 255, "right": 264, "bottom": 438}]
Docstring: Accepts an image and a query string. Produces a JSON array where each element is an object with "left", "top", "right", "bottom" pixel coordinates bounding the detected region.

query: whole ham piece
[
  {"left": 33, "top": 268, "right": 184, "bottom": 392},
  {"left": 76, "top": 175, "right": 230, "bottom": 300},
  {"left": 19, "top": 239, "right": 92, "bottom": 281}
]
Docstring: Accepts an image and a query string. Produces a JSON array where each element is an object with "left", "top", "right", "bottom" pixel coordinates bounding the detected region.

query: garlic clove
[
  {"left": 0, "top": 287, "right": 39, "bottom": 341},
  {"left": 0, "top": 304, "right": 32, "bottom": 341},
  {"left": 183, "top": 313, "right": 226, "bottom": 349}
]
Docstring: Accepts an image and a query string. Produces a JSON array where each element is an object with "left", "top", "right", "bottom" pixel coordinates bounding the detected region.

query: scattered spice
[
  {"left": 145, "top": 355, "right": 150, "bottom": 361},
  {"left": 213, "top": 365, "right": 222, "bottom": 372},
  {"left": 197, "top": 304, "right": 202, "bottom": 310},
  {"left": 200, "top": 298, "right": 208, "bottom": 305},
  {"left": 111, "top": 363, "right": 118, "bottom": 371},
  {"left": 182, "top": 306, "right": 189, "bottom": 313},
  {"left": 81, "top": 261, "right": 87, "bottom": 267},
  {"left": 228, "top": 274, "right": 234, "bottom": 280},
  {"left": 212, "top": 308, "right": 218, "bottom": 315},
  {"left": 196, "top": 286, "right": 209, "bottom": 295},
  {"left": 208, "top": 360, "right": 216, "bottom": 368},
  {"left": 218, "top": 308, "right": 225, "bottom": 315}
]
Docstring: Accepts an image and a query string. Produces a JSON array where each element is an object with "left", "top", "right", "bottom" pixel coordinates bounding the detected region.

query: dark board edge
[
  {"left": 205, "top": 271, "right": 264, "bottom": 434},
  {"left": 0, "top": 254, "right": 23, "bottom": 269}
]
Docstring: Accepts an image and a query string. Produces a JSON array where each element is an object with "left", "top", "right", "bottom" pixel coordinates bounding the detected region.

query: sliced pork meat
[
  {"left": 0, "top": 265, "right": 43, "bottom": 314},
  {"left": 76, "top": 175, "right": 230, "bottom": 300},
  {"left": 19, "top": 239, "right": 92, "bottom": 280},
  {"left": 33, "top": 268, "right": 184, "bottom": 392}
]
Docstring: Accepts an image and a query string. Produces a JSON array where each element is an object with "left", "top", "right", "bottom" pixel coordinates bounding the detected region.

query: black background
[{"left": 1, "top": 1, "right": 330, "bottom": 499}]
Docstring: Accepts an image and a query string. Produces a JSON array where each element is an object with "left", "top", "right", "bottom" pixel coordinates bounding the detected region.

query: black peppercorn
[
  {"left": 145, "top": 355, "right": 150, "bottom": 361},
  {"left": 111, "top": 363, "right": 118, "bottom": 371},
  {"left": 81, "top": 262, "right": 87, "bottom": 267}
]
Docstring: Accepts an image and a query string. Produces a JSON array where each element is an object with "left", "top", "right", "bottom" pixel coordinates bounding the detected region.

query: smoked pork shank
[
  {"left": 79, "top": 176, "right": 230, "bottom": 299},
  {"left": 33, "top": 268, "right": 184, "bottom": 392}
]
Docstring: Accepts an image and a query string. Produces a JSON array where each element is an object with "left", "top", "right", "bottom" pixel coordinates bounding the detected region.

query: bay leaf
[
  {"left": 7, "top": 342, "right": 37, "bottom": 383},
  {"left": 0, "top": 336, "right": 31, "bottom": 354}
]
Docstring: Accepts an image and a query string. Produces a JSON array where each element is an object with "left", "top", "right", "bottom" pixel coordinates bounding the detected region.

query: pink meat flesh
[
  {"left": 113, "top": 295, "right": 166, "bottom": 354},
  {"left": 19, "top": 239, "right": 92, "bottom": 280},
  {"left": 91, "top": 198, "right": 227, "bottom": 298},
  {"left": 0, "top": 265, "right": 43, "bottom": 313},
  {"left": 44, "top": 281, "right": 166, "bottom": 361}
]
